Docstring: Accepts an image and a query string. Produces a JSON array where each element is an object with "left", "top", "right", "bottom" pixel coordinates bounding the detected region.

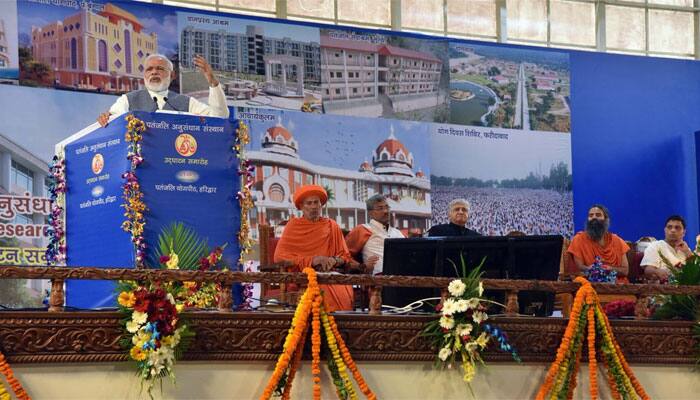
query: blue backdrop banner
[
  {"left": 64, "top": 117, "right": 133, "bottom": 308},
  {"left": 64, "top": 112, "right": 241, "bottom": 308}
]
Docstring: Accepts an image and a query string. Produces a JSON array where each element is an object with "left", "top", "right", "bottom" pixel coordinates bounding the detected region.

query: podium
[{"left": 57, "top": 111, "right": 241, "bottom": 308}]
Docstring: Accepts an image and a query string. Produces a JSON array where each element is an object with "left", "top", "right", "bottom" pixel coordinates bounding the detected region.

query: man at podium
[{"left": 97, "top": 54, "right": 229, "bottom": 126}]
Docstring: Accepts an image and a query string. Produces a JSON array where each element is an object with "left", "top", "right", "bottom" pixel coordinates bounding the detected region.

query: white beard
[{"left": 145, "top": 77, "right": 170, "bottom": 92}]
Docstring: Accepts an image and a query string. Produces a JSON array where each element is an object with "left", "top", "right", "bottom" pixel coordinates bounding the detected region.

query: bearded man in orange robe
[
  {"left": 567, "top": 204, "right": 630, "bottom": 283},
  {"left": 273, "top": 185, "right": 355, "bottom": 312}
]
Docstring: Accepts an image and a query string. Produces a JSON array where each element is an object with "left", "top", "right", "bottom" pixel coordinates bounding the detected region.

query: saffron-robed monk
[{"left": 273, "top": 184, "right": 355, "bottom": 312}]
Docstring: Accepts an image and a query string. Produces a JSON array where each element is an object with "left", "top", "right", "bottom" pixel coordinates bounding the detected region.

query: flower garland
[
  {"left": 322, "top": 308, "right": 357, "bottom": 399},
  {"left": 423, "top": 265, "right": 520, "bottom": 388},
  {"left": 121, "top": 114, "right": 148, "bottom": 267},
  {"left": 0, "top": 351, "right": 30, "bottom": 399},
  {"left": 535, "top": 277, "right": 650, "bottom": 400},
  {"left": 45, "top": 153, "right": 66, "bottom": 265},
  {"left": 238, "top": 260, "right": 255, "bottom": 311},
  {"left": 234, "top": 120, "right": 254, "bottom": 266},
  {"left": 260, "top": 267, "right": 376, "bottom": 400}
]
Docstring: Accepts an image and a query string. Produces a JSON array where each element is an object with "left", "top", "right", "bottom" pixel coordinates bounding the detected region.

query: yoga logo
[
  {"left": 175, "top": 133, "right": 197, "bottom": 157},
  {"left": 91, "top": 153, "right": 104, "bottom": 174}
]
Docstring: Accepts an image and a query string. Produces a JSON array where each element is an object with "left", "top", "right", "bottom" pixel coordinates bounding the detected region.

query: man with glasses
[
  {"left": 345, "top": 194, "right": 405, "bottom": 275},
  {"left": 428, "top": 198, "right": 481, "bottom": 237},
  {"left": 97, "top": 54, "right": 229, "bottom": 126}
]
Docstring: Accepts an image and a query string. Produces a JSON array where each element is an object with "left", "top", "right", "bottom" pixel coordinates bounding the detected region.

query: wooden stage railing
[
  {"left": 0, "top": 266, "right": 698, "bottom": 364},
  {"left": 2, "top": 265, "right": 700, "bottom": 316}
]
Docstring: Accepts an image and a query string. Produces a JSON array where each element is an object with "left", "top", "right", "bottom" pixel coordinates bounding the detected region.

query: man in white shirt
[
  {"left": 97, "top": 54, "right": 228, "bottom": 126},
  {"left": 641, "top": 215, "right": 693, "bottom": 282},
  {"left": 345, "top": 194, "right": 405, "bottom": 275}
]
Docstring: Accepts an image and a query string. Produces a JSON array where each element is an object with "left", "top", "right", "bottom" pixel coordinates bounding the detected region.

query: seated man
[
  {"left": 641, "top": 215, "right": 692, "bottom": 283},
  {"left": 273, "top": 184, "right": 355, "bottom": 312},
  {"left": 567, "top": 204, "right": 630, "bottom": 283},
  {"left": 428, "top": 198, "right": 481, "bottom": 237},
  {"left": 345, "top": 194, "right": 405, "bottom": 275}
]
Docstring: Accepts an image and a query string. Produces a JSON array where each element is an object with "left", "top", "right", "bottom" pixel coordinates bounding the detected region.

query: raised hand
[{"left": 193, "top": 55, "right": 218, "bottom": 87}]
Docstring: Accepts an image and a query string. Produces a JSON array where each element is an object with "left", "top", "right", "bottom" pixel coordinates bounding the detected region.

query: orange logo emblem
[
  {"left": 175, "top": 134, "right": 197, "bottom": 157},
  {"left": 91, "top": 153, "right": 104, "bottom": 174}
]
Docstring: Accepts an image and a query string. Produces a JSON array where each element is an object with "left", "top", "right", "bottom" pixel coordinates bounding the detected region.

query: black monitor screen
[
  {"left": 439, "top": 236, "right": 510, "bottom": 279},
  {"left": 381, "top": 235, "right": 563, "bottom": 316},
  {"left": 380, "top": 237, "right": 441, "bottom": 311}
]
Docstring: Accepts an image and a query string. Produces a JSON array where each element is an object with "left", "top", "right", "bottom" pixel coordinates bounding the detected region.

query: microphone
[
  {"left": 163, "top": 96, "right": 181, "bottom": 112},
  {"left": 152, "top": 96, "right": 159, "bottom": 111}
]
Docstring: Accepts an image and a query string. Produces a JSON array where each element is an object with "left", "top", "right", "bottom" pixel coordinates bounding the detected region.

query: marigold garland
[
  {"left": 121, "top": 114, "right": 148, "bottom": 267},
  {"left": 322, "top": 307, "right": 358, "bottom": 400},
  {"left": 0, "top": 351, "right": 30, "bottom": 399},
  {"left": 535, "top": 277, "right": 649, "bottom": 400},
  {"left": 260, "top": 267, "right": 375, "bottom": 400},
  {"left": 0, "top": 382, "right": 8, "bottom": 400}
]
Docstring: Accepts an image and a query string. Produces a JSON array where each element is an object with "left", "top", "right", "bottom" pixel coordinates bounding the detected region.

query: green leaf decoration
[
  {"left": 652, "top": 253, "right": 700, "bottom": 321},
  {"left": 151, "top": 222, "right": 209, "bottom": 270}
]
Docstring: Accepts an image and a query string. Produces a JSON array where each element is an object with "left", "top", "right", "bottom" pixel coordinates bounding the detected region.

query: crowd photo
[{"left": 430, "top": 185, "right": 574, "bottom": 237}]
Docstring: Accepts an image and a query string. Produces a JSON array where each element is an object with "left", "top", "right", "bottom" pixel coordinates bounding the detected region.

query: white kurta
[
  {"left": 360, "top": 219, "right": 405, "bottom": 275},
  {"left": 640, "top": 240, "right": 687, "bottom": 271},
  {"left": 108, "top": 84, "right": 229, "bottom": 118}
]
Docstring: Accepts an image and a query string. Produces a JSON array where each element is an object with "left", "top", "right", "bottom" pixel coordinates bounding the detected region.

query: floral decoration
[
  {"left": 584, "top": 255, "right": 617, "bottom": 283},
  {"left": 117, "top": 224, "right": 229, "bottom": 394},
  {"left": 0, "top": 350, "right": 30, "bottom": 399},
  {"left": 260, "top": 267, "right": 376, "bottom": 400},
  {"left": 535, "top": 277, "right": 649, "bottom": 400},
  {"left": 652, "top": 238, "right": 700, "bottom": 366},
  {"left": 45, "top": 153, "right": 67, "bottom": 265},
  {"left": 117, "top": 281, "right": 193, "bottom": 396},
  {"left": 423, "top": 263, "right": 520, "bottom": 389},
  {"left": 234, "top": 120, "right": 255, "bottom": 266},
  {"left": 603, "top": 299, "right": 641, "bottom": 319},
  {"left": 154, "top": 222, "right": 226, "bottom": 309},
  {"left": 238, "top": 260, "right": 255, "bottom": 311},
  {"left": 121, "top": 114, "right": 147, "bottom": 267}
]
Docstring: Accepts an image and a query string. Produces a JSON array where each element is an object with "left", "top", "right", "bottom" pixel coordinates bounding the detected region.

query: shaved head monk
[{"left": 273, "top": 184, "right": 355, "bottom": 312}]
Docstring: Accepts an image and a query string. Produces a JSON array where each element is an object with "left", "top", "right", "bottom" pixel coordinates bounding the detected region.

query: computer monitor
[
  {"left": 439, "top": 236, "right": 510, "bottom": 279},
  {"left": 379, "top": 237, "right": 442, "bottom": 312},
  {"left": 508, "top": 235, "right": 563, "bottom": 316},
  {"left": 381, "top": 235, "right": 563, "bottom": 316}
]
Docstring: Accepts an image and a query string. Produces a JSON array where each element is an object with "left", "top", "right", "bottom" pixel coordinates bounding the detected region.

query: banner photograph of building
[
  {"left": 0, "top": 132, "right": 54, "bottom": 307},
  {"left": 449, "top": 42, "right": 570, "bottom": 132},
  {"left": 237, "top": 108, "right": 431, "bottom": 240},
  {"left": 320, "top": 29, "right": 449, "bottom": 122},
  {"left": 0, "top": 0, "right": 19, "bottom": 81},
  {"left": 431, "top": 124, "right": 573, "bottom": 237},
  {"left": 178, "top": 12, "right": 323, "bottom": 112},
  {"left": 0, "top": 78, "right": 114, "bottom": 309},
  {"left": 18, "top": 1, "right": 177, "bottom": 93}
]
